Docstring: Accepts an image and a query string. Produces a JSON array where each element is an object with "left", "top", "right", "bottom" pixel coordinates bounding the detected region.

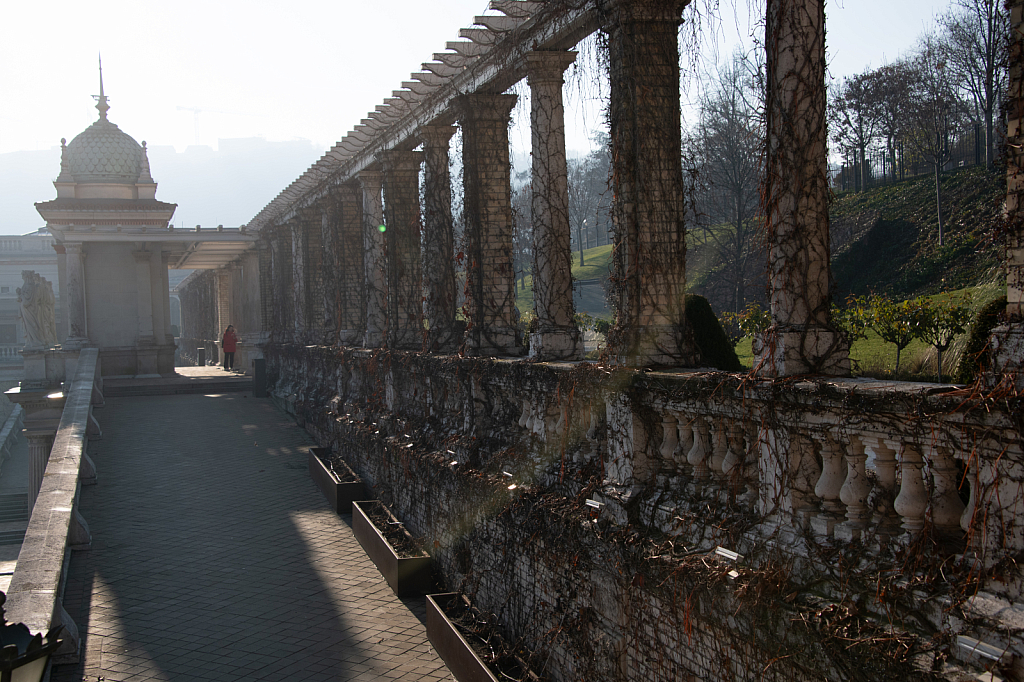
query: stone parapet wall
[{"left": 267, "top": 343, "right": 1022, "bottom": 681}]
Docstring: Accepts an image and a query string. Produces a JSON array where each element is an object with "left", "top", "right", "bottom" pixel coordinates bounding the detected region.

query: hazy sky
[{"left": 2, "top": 1, "right": 951, "bottom": 158}]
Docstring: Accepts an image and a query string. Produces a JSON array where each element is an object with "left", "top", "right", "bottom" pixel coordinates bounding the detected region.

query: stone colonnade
[{"left": 237, "top": 0, "right": 853, "bottom": 373}]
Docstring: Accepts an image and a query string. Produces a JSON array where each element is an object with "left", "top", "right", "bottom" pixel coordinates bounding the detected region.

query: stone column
[
  {"left": 64, "top": 243, "right": 87, "bottom": 347},
  {"left": 419, "top": 125, "right": 460, "bottom": 353},
  {"left": 336, "top": 182, "right": 365, "bottom": 345},
  {"left": 759, "top": 0, "right": 848, "bottom": 376},
  {"left": 257, "top": 239, "right": 273, "bottom": 332},
  {"left": 302, "top": 208, "right": 325, "bottom": 338},
  {"left": 150, "top": 248, "right": 167, "bottom": 343},
  {"left": 54, "top": 243, "right": 68, "bottom": 343},
  {"left": 991, "top": 0, "right": 1024, "bottom": 380},
  {"left": 216, "top": 266, "right": 234, "bottom": 336},
  {"left": 289, "top": 219, "right": 306, "bottom": 337},
  {"left": 160, "top": 251, "right": 174, "bottom": 345},
  {"left": 26, "top": 432, "right": 54, "bottom": 515},
  {"left": 359, "top": 171, "right": 386, "bottom": 348},
  {"left": 527, "top": 50, "right": 581, "bottom": 361},
  {"left": 381, "top": 150, "right": 425, "bottom": 350},
  {"left": 457, "top": 93, "right": 523, "bottom": 356},
  {"left": 133, "top": 248, "right": 159, "bottom": 375},
  {"left": 132, "top": 249, "right": 155, "bottom": 343},
  {"left": 603, "top": 0, "right": 696, "bottom": 367}
]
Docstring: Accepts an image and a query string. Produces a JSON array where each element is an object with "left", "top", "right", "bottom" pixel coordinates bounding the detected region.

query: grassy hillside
[
  {"left": 831, "top": 165, "right": 1005, "bottom": 298},
  {"left": 515, "top": 244, "right": 613, "bottom": 315}
]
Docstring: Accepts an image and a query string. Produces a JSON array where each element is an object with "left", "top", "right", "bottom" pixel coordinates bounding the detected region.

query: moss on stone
[
  {"left": 685, "top": 294, "right": 743, "bottom": 372},
  {"left": 954, "top": 294, "right": 1006, "bottom": 383}
]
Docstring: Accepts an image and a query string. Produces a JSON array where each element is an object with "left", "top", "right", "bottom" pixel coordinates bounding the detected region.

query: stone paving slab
[{"left": 52, "top": 393, "right": 452, "bottom": 682}]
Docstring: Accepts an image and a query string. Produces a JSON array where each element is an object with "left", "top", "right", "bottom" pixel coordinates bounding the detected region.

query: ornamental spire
[{"left": 93, "top": 54, "right": 109, "bottom": 120}]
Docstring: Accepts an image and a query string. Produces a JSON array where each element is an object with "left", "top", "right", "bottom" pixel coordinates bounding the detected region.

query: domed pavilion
[{"left": 35, "top": 66, "right": 254, "bottom": 377}]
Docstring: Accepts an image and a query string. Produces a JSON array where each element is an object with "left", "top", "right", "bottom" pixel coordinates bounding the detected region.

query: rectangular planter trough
[
  {"left": 352, "top": 500, "right": 433, "bottom": 597},
  {"left": 427, "top": 593, "right": 500, "bottom": 682},
  {"left": 308, "top": 447, "right": 366, "bottom": 514}
]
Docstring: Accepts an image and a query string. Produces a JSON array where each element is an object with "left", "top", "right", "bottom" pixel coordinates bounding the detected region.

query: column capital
[
  {"left": 52, "top": 243, "right": 66, "bottom": 255},
  {"left": 525, "top": 51, "right": 578, "bottom": 85},
  {"left": 379, "top": 150, "right": 424, "bottom": 172},
  {"left": 598, "top": 0, "right": 690, "bottom": 24},
  {"left": 65, "top": 242, "right": 84, "bottom": 255},
  {"left": 455, "top": 94, "right": 518, "bottom": 124},
  {"left": 357, "top": 170, "right": 384, "bottom": 193},
  {"left": 132, "top": 249, "right": 151, "bottom": 263},
  {"left": 417, "top": 125, "right": 457, "bottom": 149}
]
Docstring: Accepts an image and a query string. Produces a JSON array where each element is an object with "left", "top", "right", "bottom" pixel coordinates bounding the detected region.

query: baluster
[
  {"left": 525, "top": 401, "right": 537, "bottom": 434},
  {"left": 893, "top": 443, "right": 927, "bottom": 535},
  {"left": 687, "top": 416, "right": 710, "bottom": 481},
  {"left": 660, "top": 412, "right": 678, "bottom": 462},
  {"left": 722, "top": 421, "right": 745, "bottom": 497},
  {"left": 738, "top": 421, "right": 760, "bottom": 507},
  {"left": 837, "top": 434, "right": 870, "bottom": 540},
  {"left": 928, "top": 445, "right": 966, "bottom": 536},
  {"left": 811, "top": 432, "right": 845, "bottom": 537},
  {"left": 709, "top": 419, "right": 729, "bottom": 486},
  {"left": 674, "top": 416, "right": 693, "bottom": 477},
  {"left": 863, "top": 436, "right": 901, "bottom": 537},
  {"left": 960, "top": 456, "right": 977, "bottom": 534},
  {"left": 518, "top": 399, "right": 531, "bottom": 428},
  {"left": 787, "top": 431, "right": 821, "bottom": 529}
]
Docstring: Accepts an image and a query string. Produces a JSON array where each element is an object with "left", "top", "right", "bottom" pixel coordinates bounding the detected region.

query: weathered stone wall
[{"left": 268, "top": 344, "right": 1021, "bottom": 681}]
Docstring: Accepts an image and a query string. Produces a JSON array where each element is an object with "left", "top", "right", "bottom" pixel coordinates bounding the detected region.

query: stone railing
[
  {"left": 6, "top": 348, "right": 101, "bottom": 663},
  {"left": 266, "top": 344, "right": 1024, "bottom": 678},
  {"left": 0, "top": 345, "right": 23, "bottom": 363}
]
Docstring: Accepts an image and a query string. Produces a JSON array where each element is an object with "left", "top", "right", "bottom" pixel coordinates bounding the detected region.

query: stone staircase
[{"left": 0, "top": 492, "right": 28, "bottom": 545}]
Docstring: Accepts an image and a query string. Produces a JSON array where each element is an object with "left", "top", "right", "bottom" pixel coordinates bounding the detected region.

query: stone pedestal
[
  {"left": 457, "top": 94, "right": 523, "bottom": 357},
  {"left": 5, "top": 386, "right": 66, "bottom": 514},
  {"left": 21, "top": 348, "right": 67, "bottom": 390}
]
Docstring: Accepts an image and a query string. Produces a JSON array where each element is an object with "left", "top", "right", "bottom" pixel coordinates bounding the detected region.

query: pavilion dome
[{"left": 65, "top": 117, "right": 144, "bottom": 185}]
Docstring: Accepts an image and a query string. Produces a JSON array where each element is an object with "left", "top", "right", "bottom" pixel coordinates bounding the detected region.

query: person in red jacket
[{"left": 221, "top": 325, "right": 238, "bottom": 371}]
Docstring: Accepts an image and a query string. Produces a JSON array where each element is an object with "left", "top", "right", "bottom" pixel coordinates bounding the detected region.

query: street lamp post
[{"left": 0, "top": 593, "right": 63, "bottom": 682}]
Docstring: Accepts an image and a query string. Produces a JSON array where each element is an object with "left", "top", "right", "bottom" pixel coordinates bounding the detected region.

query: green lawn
[
  {"left": 515, "top": 244, "right": 613, "bottom": 315},
  {"left": 734, "top": 282, "right": 1005, "bottom": 381}
]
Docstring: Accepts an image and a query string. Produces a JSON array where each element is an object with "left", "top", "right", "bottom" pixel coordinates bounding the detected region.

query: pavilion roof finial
[{"left": 93, "top": 53, "right": 109, "bottom": 120}]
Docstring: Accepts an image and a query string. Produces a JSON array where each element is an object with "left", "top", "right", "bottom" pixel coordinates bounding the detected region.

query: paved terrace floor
[{"left": 52, "top": 390, "right": 453, "bottom": 682}]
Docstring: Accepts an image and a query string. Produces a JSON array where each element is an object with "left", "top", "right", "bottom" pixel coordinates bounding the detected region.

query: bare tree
[
  {"left": 870, "top": 61, "right": 916, "bottom": 181},
  {"left": 510, "top": 171, "right": 533, "bottom": 296},
  {"left": 941, "top": 0, "right": 1009, "bottom": 169},
  {"left": 688, "top": 54, "right": 763, "bottom": 313},
  {"left": 830, "top": 70, "right": 881, "bottom": 191},
  {"left": 904, "top": 33, "right": 972, "bottom": 245}
]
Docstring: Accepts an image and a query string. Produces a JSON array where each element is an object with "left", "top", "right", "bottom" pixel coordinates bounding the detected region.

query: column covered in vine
[
  {"left": 602, "top": 0, "right": 697, "bottom": 367},
  {"left": 761, "top": 0, "right": 848, "bottom": 376}
]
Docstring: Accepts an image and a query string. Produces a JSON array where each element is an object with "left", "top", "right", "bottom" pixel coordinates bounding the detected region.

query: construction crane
[{"left": 176, "top": 106, "right": 256, "bottom": 146}]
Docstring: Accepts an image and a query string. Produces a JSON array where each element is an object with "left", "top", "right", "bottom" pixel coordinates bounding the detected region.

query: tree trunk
[{"left": 935, "top": 162, "right": 944, "bottom": 246}]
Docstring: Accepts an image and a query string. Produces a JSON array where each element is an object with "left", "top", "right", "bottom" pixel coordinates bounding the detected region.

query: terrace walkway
[{"left": 51, "top": 389, "right": 452, "bottom": 682}]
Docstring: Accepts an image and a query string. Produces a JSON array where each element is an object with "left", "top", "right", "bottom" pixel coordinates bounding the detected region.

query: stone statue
[{"left": 18, "top": 271, "right": 57, "bottom": 349}]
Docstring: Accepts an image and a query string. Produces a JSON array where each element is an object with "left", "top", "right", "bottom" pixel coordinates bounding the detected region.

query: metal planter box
[
  {"left": 352, "top": 500, "right": 432, "bottom": 597},
  {"left": 308, "top": 447, "right": 366, "bottom": 514},
  {"left": 426, "top": 593, "right": 500, "bottom": 682}
]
